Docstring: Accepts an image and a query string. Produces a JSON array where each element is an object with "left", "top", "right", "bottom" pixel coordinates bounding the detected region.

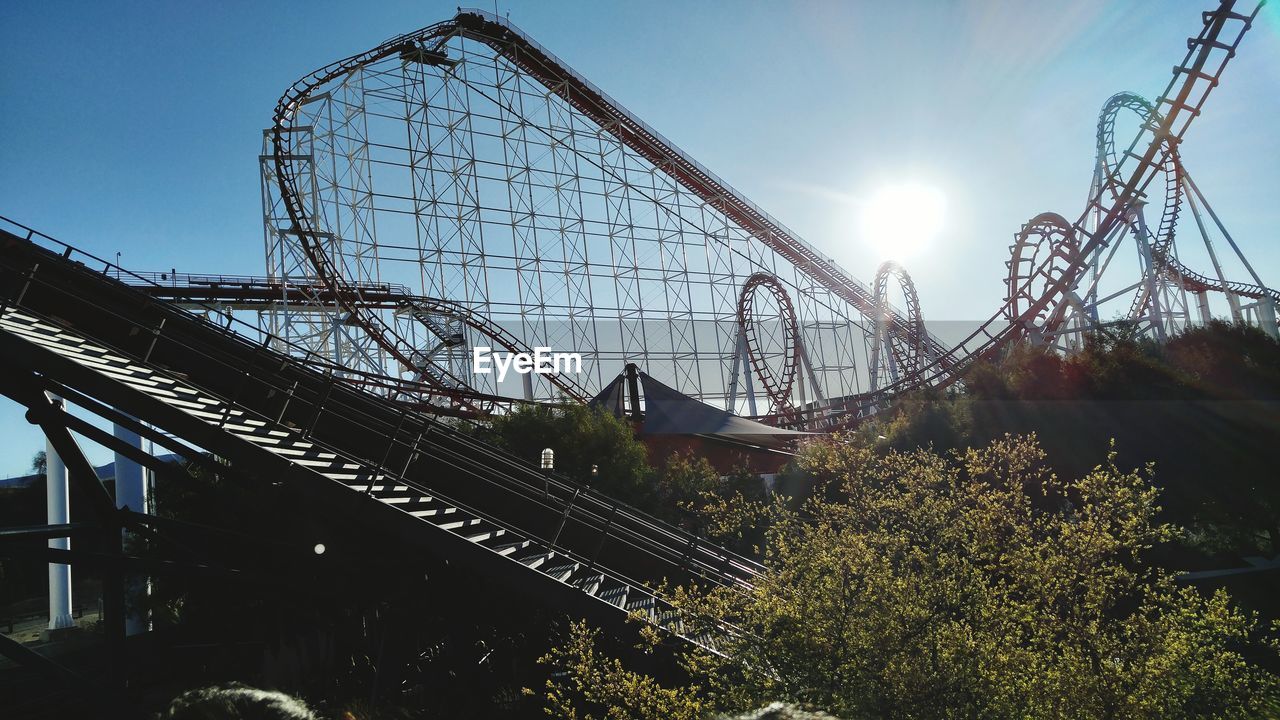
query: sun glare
[{"left": 860, "top": 183, "right": 946, "bottom": 261}]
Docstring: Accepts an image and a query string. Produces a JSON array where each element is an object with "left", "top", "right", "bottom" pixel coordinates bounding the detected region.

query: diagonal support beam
[
  {"left": 6, "top": 383, "right": 117, "bottom": 521},
  {"left": 25, "top": 382, "right": 191, "bottom": 487},
  {"left": 0, "top": 370, "right": 131, "bottom": 679}
]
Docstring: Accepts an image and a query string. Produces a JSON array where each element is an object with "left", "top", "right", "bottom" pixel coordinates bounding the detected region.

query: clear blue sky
[{"left": 2, "top": 1, "right": 1278, "bottom": 477}]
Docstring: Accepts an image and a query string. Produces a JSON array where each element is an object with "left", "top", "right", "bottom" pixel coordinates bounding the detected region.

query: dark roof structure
[{"left": 590, "top": 368, "right": 810, "bottom": 449}]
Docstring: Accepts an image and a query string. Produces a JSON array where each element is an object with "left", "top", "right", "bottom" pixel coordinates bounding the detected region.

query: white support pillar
[
  {"left": 1195, "top": 291, "right": 1212, "bottom": 325},
  {"left": 741, "top": 345, "right": 759, "bottom": 418},
  {"left": 794, "top": 360, "right": 807, "bottom": 410},
  {"left": 1259, "top": 299, "right": 1280, "bottom": 340},
  {"left": 112, "top": 425, "right": 147, "bottom": 514},
  {"left": 726, "top": 329, "right": 744, "bottom": 411},
  {"left": 113, "top": 420, "right": 152, "bottom": 636},
  {"left": 799, "top": 342, "right": 826, "bottom": 406},
  {"left": 45, "top": 407, "right": 76, "bottom": 633}
]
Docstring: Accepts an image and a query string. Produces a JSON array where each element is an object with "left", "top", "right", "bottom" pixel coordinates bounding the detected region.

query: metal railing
[{"left": 0, "top": 218, "right": 763, "bottom": 600}]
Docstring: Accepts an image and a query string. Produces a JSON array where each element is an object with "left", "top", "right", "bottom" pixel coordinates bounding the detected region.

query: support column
[
  {"left": 112, "top": 421, "right": 151, "bottom": 636},
  {"left": 1259, "top": 299, "right": 1279, "bottom": 340},
  {"left": 45, "top": 402, "right": 75, "bottom": 635},
  {"left": 1195, "top": 291, "right": 1212, "bottom": 325},
  {"left": 742, "top": 356, "right": 758, "bottom": 417}
]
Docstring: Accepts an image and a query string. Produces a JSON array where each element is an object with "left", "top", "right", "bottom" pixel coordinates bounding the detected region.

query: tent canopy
[{"left": 588, "top": 368, "right": 810, "bottom": 447}]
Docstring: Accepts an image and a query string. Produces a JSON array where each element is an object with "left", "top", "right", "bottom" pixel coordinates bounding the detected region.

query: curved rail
[
  {"left": 868, "top": 261, "right": 928, "bottom": 392},
  {"left": 270, "top": 3, "right": 1262, "bottom": 429},
  {"left": 1098, "top": 92, "right": 1279, "bottom": 305},
  {"left": 1005, "top": 213, "right": 1080, "bottom": 335},
  {"left": 397, "top": 296, "right": 590, "bottom": 402},
  {"left": 737, "top": 273, "right": 801, "bottom": 415},
  {"left": 271, "top": 20, "right": 467, "bottom": 408},
  {"left": 1098, "top": 92, "right": 1183, "bottom": 260},
  {"left": 813, "top": 1, "right": 1264, "bottom": 429},
  {"left": 270, "top": 10, "right": 956, "bottom": 416},
  {"left": 126, "top": 274, "right": 590, "bottom": 402}
]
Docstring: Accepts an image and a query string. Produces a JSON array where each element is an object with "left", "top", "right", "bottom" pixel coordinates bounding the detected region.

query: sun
[{"left": 859, "top": 183, "right": 946, "bottom": 261}]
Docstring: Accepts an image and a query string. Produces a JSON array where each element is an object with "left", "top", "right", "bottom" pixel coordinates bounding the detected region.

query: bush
[
  {"left": 485, "top": 403, "right": 654, "bottom": 507},
  {"left": 541, "top": 436, "right": 1280, "bottom": 719}
]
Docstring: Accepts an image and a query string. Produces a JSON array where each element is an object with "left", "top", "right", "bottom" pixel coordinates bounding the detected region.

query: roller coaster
[
  {"left": 247, "top": 3, "right": 1276, "bottom": 430},
  {"left": 0, "top": 0, "right": 1273, "bottom": 708}
]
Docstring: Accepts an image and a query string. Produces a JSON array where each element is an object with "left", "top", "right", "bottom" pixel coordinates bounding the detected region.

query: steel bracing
[
  {"left": 813, "top": 0, "right": 1273, "bottom": 428},
  {"left": 0, "top": 0, "right": 1276, "bottom": 706},
  {"left": 1009, "top": 89, "right": 1280, "bottom": 352},
  {"left": 255, "top": 3, "right": 1274, "bottom": 431},
  {"left": 264, "top": 9, "right": 920, "bottom": 420},
  {"left": 0, "top": 221, "right": 759, "bottom": 654}
]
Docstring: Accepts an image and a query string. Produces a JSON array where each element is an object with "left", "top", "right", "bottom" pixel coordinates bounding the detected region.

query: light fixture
[
  {"left": 540, "top": 448, "right": 554, "bottom": 471},
  {"left": 313, "top": 543, "right": 326, "bottom": 555}
]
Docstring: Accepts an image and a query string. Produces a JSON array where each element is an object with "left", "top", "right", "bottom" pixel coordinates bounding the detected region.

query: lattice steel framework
[
  {"left": 261, "top": 10, "right": 947, "bottom": 416},
  {"left": 1007, "top": 89, "right": 1280, "bottom": 353},
  {"left": 259, "top": 3, "right": 1271, "bottom": 429}
]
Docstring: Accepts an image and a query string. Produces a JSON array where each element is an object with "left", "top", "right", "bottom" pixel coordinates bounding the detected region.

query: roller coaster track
[
  {"left": 1167, "top": 260, "right": 1280, "bottom": 301},
  {"left": 125, "top": 271, "right": 591, "bottom": 403},
  {"left": 1006, "top": 213, "right": 1080, "bottom": 336},
  {"left": 737, "top": 273, "right": 802, "bottom": 417},
  {"left": 868, "top": 261, "right": 930, "bottom": 393},
  {"left": 815, "top": 1, "right": 1266, "bottom": 429},
  {"left": 269, "top": 9, "right": 954, "bottom": 416},
  {"left": 1098, "top": 93, "right": 1279, "bottom": 307},
  {"left": 271, "top": 3, "right": 1263, "bottom": 430},
  {"left": 0, "top": 220, "right": 760, "bottom": 651}
]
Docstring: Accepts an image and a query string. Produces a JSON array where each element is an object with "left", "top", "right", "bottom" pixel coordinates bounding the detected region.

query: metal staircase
[{"left": 0, "top": 219, "right": 759, "bottom": 649}]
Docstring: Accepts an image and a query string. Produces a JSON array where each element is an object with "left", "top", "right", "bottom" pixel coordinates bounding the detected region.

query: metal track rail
[
  {"left": 270, "top": 3, "right": 1262, "bottom": 429},
  {"left": 0, "top": 226, "right": 760, "bottom": 650},
  {"left": 815, "top": 0, "right": 1263, "bottom": 428}
]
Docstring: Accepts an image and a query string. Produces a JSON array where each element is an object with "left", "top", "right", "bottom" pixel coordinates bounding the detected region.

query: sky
[{"left": 2, "top": 0, "right": 1278, "bottom": 477}]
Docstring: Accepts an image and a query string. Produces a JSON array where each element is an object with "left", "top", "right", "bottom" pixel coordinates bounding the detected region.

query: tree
[
  {"left": 541, "top": 435, "right": 1280, "bottom": 719},
  {"left": 651, "top": 452, "right": 771, "bottom": 553},
  {"left": 537, "top": 620, "right": 710, "bottom": 720},
  {"left": 864, "top": 323, "right": 1280, "bottom": 555},
  {"left": 30, "top": 450, "right": 46, "bottom": 476},
  {"left": 484, "top": 403, "right": 654, "bottom": 508}
]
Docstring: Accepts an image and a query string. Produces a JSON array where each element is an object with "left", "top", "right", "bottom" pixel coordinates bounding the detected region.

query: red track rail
[
  {"left": 130, "top": 276, "right": 590, "bottom": 402},
  {"left": 272, "top": 3, "right": 1262, "bottom": 428},
  {"left": 452, "top": 12, "right": 953, "bottom": 368}
]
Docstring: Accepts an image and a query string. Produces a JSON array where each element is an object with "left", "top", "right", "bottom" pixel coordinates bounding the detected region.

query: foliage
[
  {"left": 536, "top": 620, "right": 710, "bottom": 720},
  {"left": 647, "top": 453, "right": 773, "bottom": 551},
  {"left": 484, "top": 403, "right": 654, "bottom": 507},
  {"left": 542, "top": 436, "right": 1280, "bottom": 719},
  {"left": 30, "top": 449, "right": 46, "bottom": 475},
  {"left": 867, "top": 322, "right": 1280, "bottom": 554},
  {"left": 484, "top": 405, "right": 772, "bottom": 533}
]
